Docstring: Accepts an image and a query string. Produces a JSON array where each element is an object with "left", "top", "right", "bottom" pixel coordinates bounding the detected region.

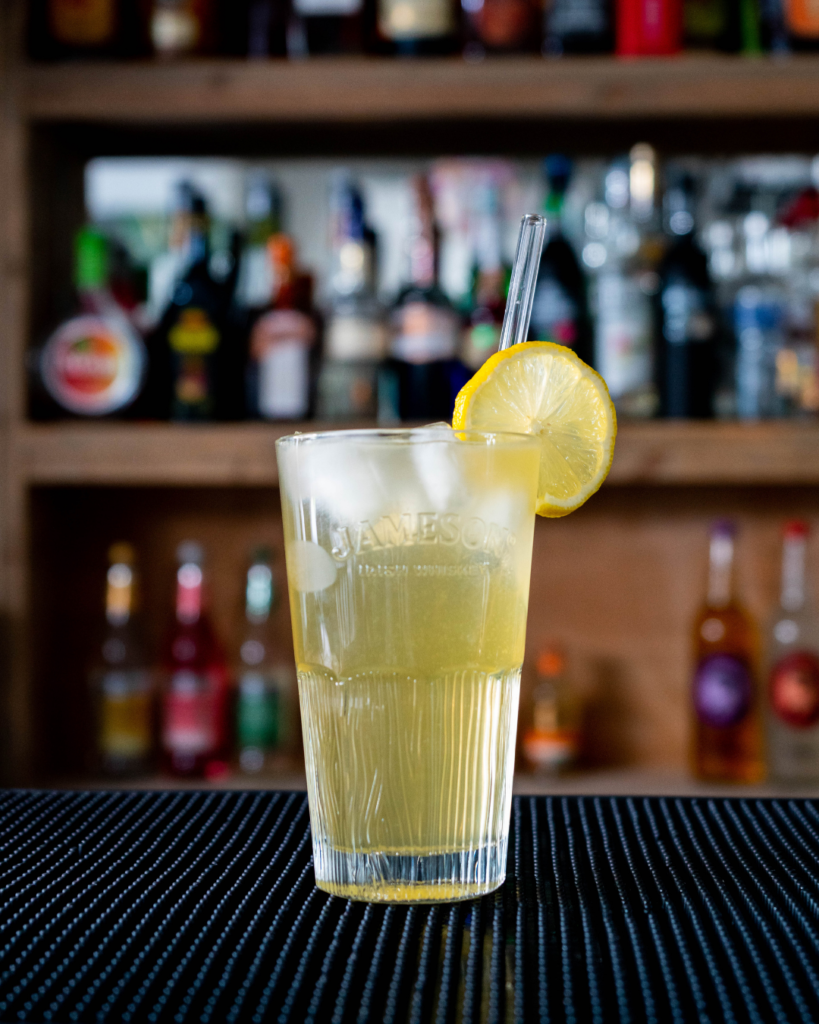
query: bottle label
[
  {"left": 325, "top": 314, "right": 387, "bottom": 361},
  {"left": 49, "top": 0, "right": 116, "bottom": 46},
  {"left": 594, "top": 273, "right": 653, "bottom": 399},
  {"left": 694, "top": 654, "right": 753, "bottom": 728},
  {"left": 770, "top": 652, "right": 819, "bottom": 728},
  {"left": 100, "top": 670, "right": 152, "bottom": 758},
  {"left": 547, "top": 0, "right": 608, "bottom": 35},
  {"left": 168, "top": 308, "right": 220, "bottom": 354},
  {"left": 662, "top": 283, "right": 715, "bottom": 346},
  {"left": 41, "top": 315, "right": 145, "bottom": 416},
  {"left": 786, "top": 0, "right": 819, "bottom": 37},
  {"left": 163, "top": 670, "right": 217, "bottom": 755},
  {"left": 390, "top": 302, "right": 459, "bottom": 363},
  {"left": 294, "top": 0, "right": 362, "bottom": 14},
  {"left": 379, "top": 0, "right": 454, "bottom": 39},
  {"left": 237, "top": 673, "right": 280, "bottom": 749}
]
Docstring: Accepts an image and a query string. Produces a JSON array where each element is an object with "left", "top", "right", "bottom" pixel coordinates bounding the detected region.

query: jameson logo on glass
[
  {"left": 277, "top": 214, "right": 617, "bottom": 903},
  {"left": 691, "top": 520, "right": 764, "bottom": 783}
]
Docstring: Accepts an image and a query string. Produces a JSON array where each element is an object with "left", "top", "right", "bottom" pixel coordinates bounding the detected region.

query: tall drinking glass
[{"left": 277, "top": 427, "right": 540, "bottom": 902}]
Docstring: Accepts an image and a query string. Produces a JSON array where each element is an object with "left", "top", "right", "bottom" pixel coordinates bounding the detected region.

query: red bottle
[
  {"left": 617, "top": 0, "right": 682, "bottom": 54},
  {"left": 161, "top": 541, "right": 231, "bottom": 779}
]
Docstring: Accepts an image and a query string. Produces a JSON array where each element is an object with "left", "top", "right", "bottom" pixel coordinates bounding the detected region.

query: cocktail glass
[{"left": 277, "top": 426, "right": 540, "bottom": 902}]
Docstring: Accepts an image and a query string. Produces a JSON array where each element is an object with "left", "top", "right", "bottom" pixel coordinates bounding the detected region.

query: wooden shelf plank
[
  {"left": 22, "top": 55, "right": 819, "bottom": 124},
  {"left": 13, "top": 420, "right": 819, "bottom": 487}
]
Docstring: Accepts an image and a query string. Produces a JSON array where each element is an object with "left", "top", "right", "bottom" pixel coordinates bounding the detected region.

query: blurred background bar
[{"left": 3, "top": 0, "right": 819, "bottom": 793}]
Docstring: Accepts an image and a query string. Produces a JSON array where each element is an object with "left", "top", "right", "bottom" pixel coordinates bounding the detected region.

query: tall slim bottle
[
  {"left": 161, "top": 541, "right": 231, "bottom": 778},
  {"left": 236, "top": 548, "right": 296, "bottom": 775},
  {"left": 656, "top": 172, "right": 719, "bottom": 418},
  {"left": 691, "top": 520, "right": 764, "bottom": 782},
  {"left": 91, "top": 543, "right": 153, "bottom": 777},
  {"left": 386, "top": 175, "right": 462, "bottom": 421},
  {"left": 767, "top": 521, "right": 819, "bottom": 780},
  {"left": 529, "top": 155, "right": 594, "bottom": 367}
]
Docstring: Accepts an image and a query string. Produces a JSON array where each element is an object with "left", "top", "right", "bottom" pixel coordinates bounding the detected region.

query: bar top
[{"left": 1, "top": 789, "right": 817, "bottom": 1022}]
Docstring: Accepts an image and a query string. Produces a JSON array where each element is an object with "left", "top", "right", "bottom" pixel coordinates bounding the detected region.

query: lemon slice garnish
[{"left": 452, "top": 341, "right": 617, "bottom": 518}]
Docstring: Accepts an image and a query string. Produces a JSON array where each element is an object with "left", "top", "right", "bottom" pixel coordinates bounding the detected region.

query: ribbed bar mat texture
[{"left": 2, "top": 791, "right": 819, "bottom": 1024}]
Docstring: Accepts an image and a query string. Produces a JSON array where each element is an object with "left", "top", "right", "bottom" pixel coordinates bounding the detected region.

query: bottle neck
[
  {"left": 176, "top": 562, "right": 203, "bottom": 625},
  {"left": 781, "top": 535, "right": 807, "bottom": 611},
  {"left": 106, "top": 563, "right": 134, "bottom": 626},
  {"left": 707, "top": 533, "right": 735, "bottom": 608},
  {"left": 246, "top": 562, "right": 273, "bottom": 624}
]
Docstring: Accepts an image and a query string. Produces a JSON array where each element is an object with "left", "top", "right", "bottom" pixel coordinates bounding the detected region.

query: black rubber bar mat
[{"left": 1, "top": 790, "right": 818, "bottom": 1023}]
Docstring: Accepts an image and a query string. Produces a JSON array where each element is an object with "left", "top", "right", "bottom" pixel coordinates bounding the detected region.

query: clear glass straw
[{"left": 498, "top": 213, "right": 547, "bottom": 352}]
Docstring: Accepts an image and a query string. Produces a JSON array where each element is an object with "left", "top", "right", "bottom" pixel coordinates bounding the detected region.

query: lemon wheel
[{"left": 452, "top": 341, "right": 617, "bottom": 518}]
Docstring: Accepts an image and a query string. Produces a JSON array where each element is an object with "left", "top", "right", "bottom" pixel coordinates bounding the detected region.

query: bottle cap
[
  {"left": 710, "top": 518, "right": 736, "bottom": 539},
  {"left": 783, "top": 520, "right": 810, "bottom": 539},
  {"left": 108, "top": 541, "right": 135, "bottom": 566},
  {"left": 536, "top": 647, "right": 565, "bottom": 677},
  {"left": 176, "top": 540, "right": 204, "bottom": 566}
]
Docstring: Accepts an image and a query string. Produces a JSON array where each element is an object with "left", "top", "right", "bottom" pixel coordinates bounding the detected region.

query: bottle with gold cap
[
  {"left": 91, "top": 543, "right": 153, "bottom": 776},
  {"left": 522, "top": 646, "right": 582, "bottom": 774}
]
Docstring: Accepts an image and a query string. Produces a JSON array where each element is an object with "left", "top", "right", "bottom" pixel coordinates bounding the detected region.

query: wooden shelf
[
  {"left": 14, "top": 419, "right": 819, "bottom": 488},
  {"left": 21, "top": 55, "right": 819, "bottom": 124}
]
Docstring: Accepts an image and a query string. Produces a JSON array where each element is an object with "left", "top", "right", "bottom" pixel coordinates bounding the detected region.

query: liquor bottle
[
  {"left": 529, "top": 156, "right": 594, "bottom": 368},
  {"left": 243, "top": 0, "right": 289, "bottom": 55},
  {"left": 656, "top": 171, "right": 719, "bottom": 418},
  {"left": 461, "top": 175, "right": 506, "bottom": 371},
  {"left": 684, "top": 0, "right": 762, "bottom": 50},
  {"left": 784, "top": 0, "right": 819, "bottom": 48},
  {"left": 543, "top": 0, "right": 613, "bottom": 54},
  {"left": 38, "top": 227, "right": 147, "bottom": 419},
  {"left": 246, "top": 234, "right": 317, "bottom": 420},
  {"left": 386, "top": 175, "right": 462, "bottom": 421},
  {"left": 733, "top": 285, "right": 786, "bottom": 419},
  {"left": 235, "top": 172, "right": 284, "bottom": 314},
  {"left": 161, "top": 541, "right": 231, "bottom": 778},
  {"left": 287, "top": 0, "right": 365, "bottom": 53},
  {"left": 766, "top": 521, "right": 819, "bottom": 780},
  {"left": 28, "top": 0, "right": 148, "bottom": 58},
  {"left": 236, "top": 548, "right": 295, "bottom": 774},
  {"left": 691, "top": 520, "right": 765, "bottom": 783},
  {"left": 616, "top": 0, "right": 682, "bottom": 54},
  {"left": 90, "top": 543, "right": 153, "bottom": 777},
  {"left": 521, "top": 648, "right": 581, "bottom": 774},
  {"left": 149, "top": 184, "right": 239, "bottom": 421},
  {"left": 316, "top": 173, "right": 386, "bottom": 419},
  {"left": 590, "top": 147, "right": 659, "bottom": 415},
  {"left": 375, "top": 0, "right": 458, "bottom": 53},
  {"left": 759, "top": 0, "right": 789, "bottom": 50},
  {"left": 150, "top": 0, "right": 216, "bottom": 56},
  {"left": 462, "top": 0, "right": 540, "bottom": 56}
]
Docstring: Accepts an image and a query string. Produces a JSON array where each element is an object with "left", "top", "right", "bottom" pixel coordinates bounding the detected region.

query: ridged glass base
[
  {"left": 313, "top": 839, "right": 507, "bottom": 903},
  {"left": 300, "top": 665, "right": 520, "bottom": 904}
]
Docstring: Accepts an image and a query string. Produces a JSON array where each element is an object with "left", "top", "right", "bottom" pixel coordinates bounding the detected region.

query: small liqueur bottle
[
  {"left": 783, "top": 0, "right": 819, "bottom": 49},
  {"left": 766, "top": 521, "right": 819, "bottom": 781},
  {"left": 161, "top": 541, "right": 231, "bottom": 779},
  {"left": 529, "top": 155, "right": 594, "bottom": 368},
  {"left": 616, "top": 0, "right": 682, "bottom": 54},
  {"left": 91, "top": 543, "right": 153, "bottom": 777},
  {"left": 316, "top": 173, "right": 386, "bottom": 419},
  {"left": 246, "top": 234, "right": 317, "bottom": 420},
  {"left": 656, "top": 171, "right": 719, "bottom": 419},
  {"left": 236, "top": 548, "right": 296, "bottom": 775},
  {"left": 691, "top": 520, "right": 765, "bottom": 783},
  {"left": 38, "top": 227, "right": 147, "bottom": 420},
  {"left": 287, "top": 0, "right": 365, "bottom": 54},
  {"left": 375, "top": 0, "right": 458, "bottom": 53},
  {"left": 385, "top": 175, "right": 462, "bottom": 421},
  {"left": 521, "top": 648, "right": 581, "bottom": 774},
  {"left": 543, "top": 0, "right": 614, "bottom": 54},
  {"left": 28, "top": 0, "right": 148, "bottom": 58},
  {"left": 461, "top": 0, "right": 541, "bottom": 57},
  {"left": 150, "top": 0, "right": 216, "bottom": 56}
]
